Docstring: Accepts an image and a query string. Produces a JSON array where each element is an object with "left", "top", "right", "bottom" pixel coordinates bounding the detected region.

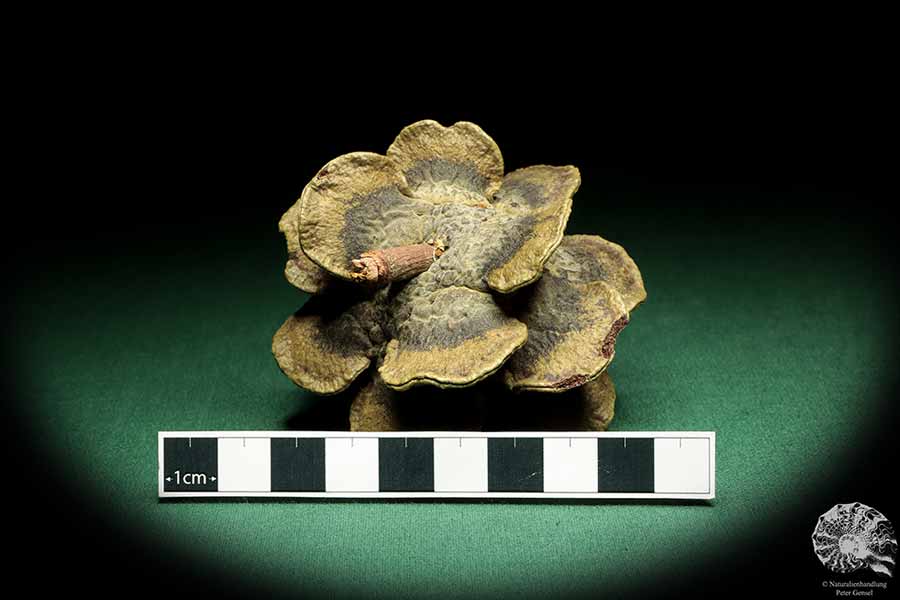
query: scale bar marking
[{"left": 159, "top": 431, "right": 714, "bottom": 500}]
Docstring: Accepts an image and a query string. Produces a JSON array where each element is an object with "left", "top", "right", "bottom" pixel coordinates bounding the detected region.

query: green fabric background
[{"left": 13, "top": 185, "right": 895, "bottom": 598}]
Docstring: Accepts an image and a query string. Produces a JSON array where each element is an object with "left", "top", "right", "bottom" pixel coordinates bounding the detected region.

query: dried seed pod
[{"left": 272, "top": 121, "right": 645, "bottom": 408}]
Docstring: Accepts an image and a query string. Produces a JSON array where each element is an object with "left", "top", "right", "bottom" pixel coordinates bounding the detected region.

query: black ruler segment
[
  {"left": 379, "top": 438, "right": 434, "bottom": 492},
  {"left": 488, "top": 438, "right": 543, "bottom": 492},
  {"left": 597, "top": 438, "right": 654, "bottom": 492},
  {"left": 271, "top": 438, "right": 326, "bottom": 492},
  {"left": 163, "top": 437, "right": 217, "bottom": 492}
]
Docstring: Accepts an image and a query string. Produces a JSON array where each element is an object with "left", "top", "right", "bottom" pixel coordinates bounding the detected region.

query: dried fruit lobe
[
  {"left": 278, "top": 200, "right": 330, "bottom": 293},
  {"left": 504, "top": 275, "right": 628, "bottom": 392},
  {"left": 298, "top": 152, "right": 433, "bottom": 281},
  {"left": 349, "top": 377, "right": 400, "bottom": 431},
  {"left": 545, "top": 234, "right": 646, "bottom": 312},
  {"left": 578, "top": 371, "right": 617, "bottom": 431},
  {"left": 271, "top": 293, "right": 378, "bottom": 394},
  {"left": 486, "top": 165, "right": 579, "bottom": 293},
  {"left": 379, "top": 286, "right": 528, "bottom": 391},
  {"left": 387, "top": 120, "right": 504, "bottom": 206},
  {"left": 503, "top": 234, "right": 646, "bottom": 392}
]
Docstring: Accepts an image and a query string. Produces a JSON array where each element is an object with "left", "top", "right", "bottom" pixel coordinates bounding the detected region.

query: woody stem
[{"left": 350, "top": 243, "right": 444, "bottom": 285}]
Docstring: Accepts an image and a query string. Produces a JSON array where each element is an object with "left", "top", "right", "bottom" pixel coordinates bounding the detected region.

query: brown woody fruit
[{"left": 272, "top": 120, "right": 646, "bottom": 433}]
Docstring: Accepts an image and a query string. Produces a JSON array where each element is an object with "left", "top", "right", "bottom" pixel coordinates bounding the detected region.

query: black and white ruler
[{"left": 159, "top": 431, "right": 714, "bottom": 500}]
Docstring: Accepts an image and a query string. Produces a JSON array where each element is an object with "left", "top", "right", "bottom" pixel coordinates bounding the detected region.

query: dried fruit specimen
[{"left": 272, "top": 120, "right": 646, "bottom": 431}]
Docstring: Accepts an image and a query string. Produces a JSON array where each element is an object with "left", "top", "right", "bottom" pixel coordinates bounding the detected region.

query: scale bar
[{"left": 159, "top": 431, "right": 715, "bottom": 500}]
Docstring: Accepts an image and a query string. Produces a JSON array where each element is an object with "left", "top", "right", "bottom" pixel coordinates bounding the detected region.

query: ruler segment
[
  {"left": 325, "top": 438, "right": 378, "bottom": 492},
  {"left": 597, "top": 438, "right": 654, "bottom": 493},
  {"left": 379, "top": 438, "right": 434, "bottom": 492},
  {"left": 488, "top": 438, "right": 543, "bottom": 492},
  {"left": 433, "top": 437, "right": 487, "bottom": 493},
  {"left": 544, "top": 438, "right": 598, "bottom": 493},
  {"left": 270, "top": 438, "right": 325, "bottom": 492},
  {"left": 654, "top": 438, "right": 711, "bottom": 494},
  {"left": 159, "top": 431, "right": 715, "bottom": 500},
  {"left": 163, "top": 437, "right": 217, "bottom": 492},
  {"left": 218, "top": 438, "right": 270, "bottom": 492}
]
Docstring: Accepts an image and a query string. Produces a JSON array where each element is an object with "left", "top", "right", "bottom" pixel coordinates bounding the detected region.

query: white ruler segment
[{"left": 159, "top": 431, "right": 715, "bottom": 500}]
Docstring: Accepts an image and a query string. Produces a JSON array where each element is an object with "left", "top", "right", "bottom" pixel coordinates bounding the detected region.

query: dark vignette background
[{"left": 6, "top": 37, "right": 897, "bottom": 600}]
